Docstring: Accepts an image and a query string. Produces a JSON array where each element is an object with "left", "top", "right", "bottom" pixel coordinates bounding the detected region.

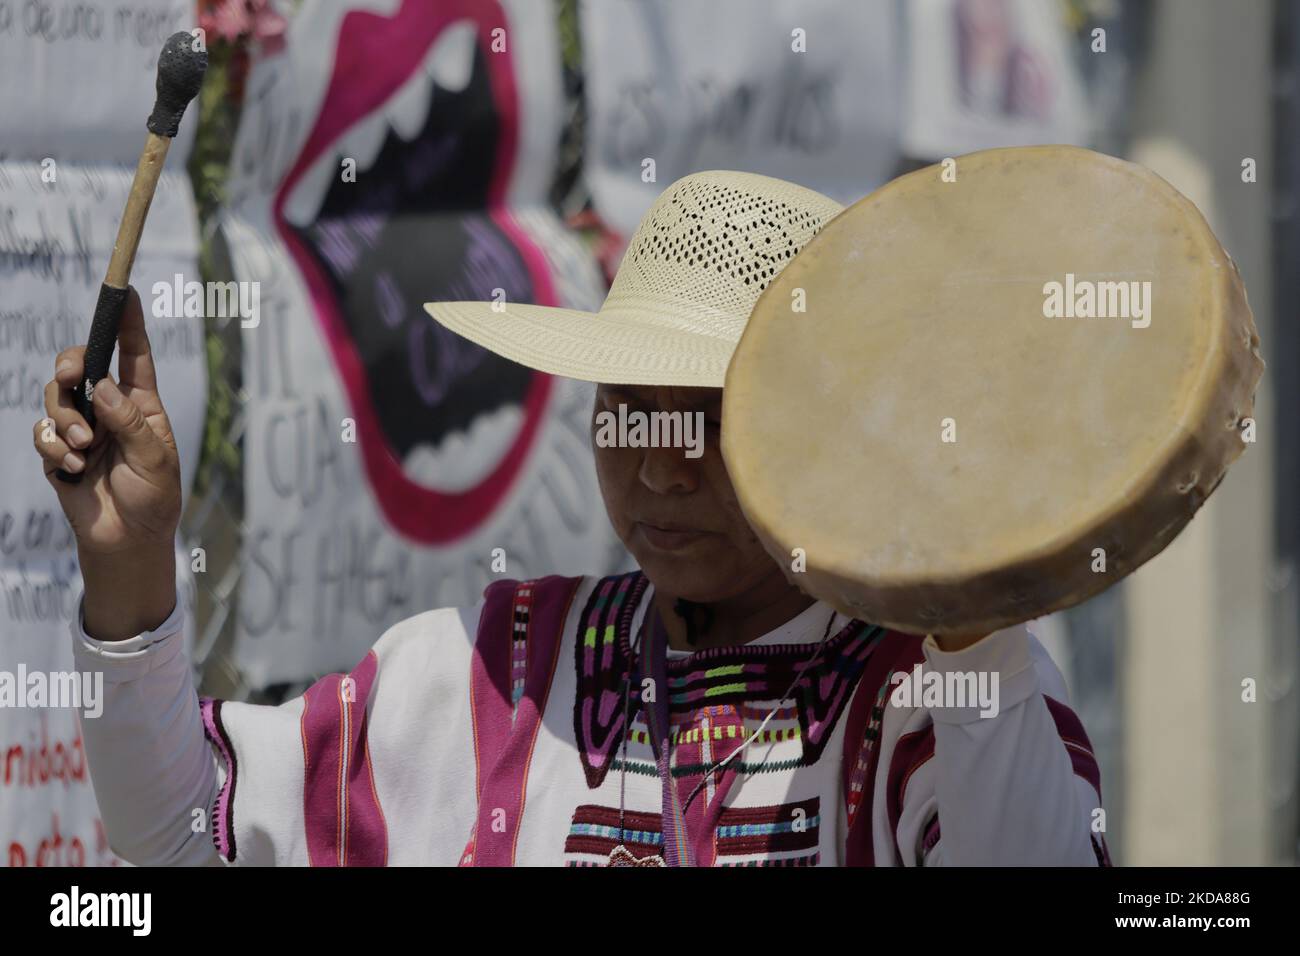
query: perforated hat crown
[{"left": 425, "top": 170, "right": 843, "bottom": 386}]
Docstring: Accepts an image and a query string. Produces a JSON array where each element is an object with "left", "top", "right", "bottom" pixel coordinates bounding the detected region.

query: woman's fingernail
[
  {"left": 68, "top": 424, "right": 91, "bottom": 447},
  {"left": 56, "top": 359, "right": 74, "bottom": 375},
  {"left": 62, "top": 452, "right": 84, "bottom": 474},
  {"left": 95, "top": 378, "right": 122, "bottom": 409}
]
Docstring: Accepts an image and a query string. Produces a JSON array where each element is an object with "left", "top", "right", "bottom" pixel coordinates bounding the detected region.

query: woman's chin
[{"left": 633, "top": 551, "right": 734, "bottom": 602}]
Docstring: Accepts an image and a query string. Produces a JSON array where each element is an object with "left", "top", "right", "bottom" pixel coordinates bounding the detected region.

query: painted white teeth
[
  {"left": 385, "top": 62, "right": 433, "bottom": 141},
  {"left": 283, "top": 19, "right": 479, "bottom": 228},
  {"left": 402, "top": 404, "right": 525, "bottom": 493},
  {"left": 348, "top": 0, "right": 402, "bottom": 15},
  {"left": 284, "top": 150, "right": 340, "bottom": 228},
  {"left": 426, "top": 21, "right": 476, "bottom": 92},
  {"left": 339, "top": 109, "right": 388, "bottom": 172}
]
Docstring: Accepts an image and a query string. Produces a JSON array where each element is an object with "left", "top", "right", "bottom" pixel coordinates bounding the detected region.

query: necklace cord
[
  {"left": 678, "top": 607, "right": 839, "bottom": 814},
  {"left": 614, "top": 597, "right": 840, "bottom": 861},
  {"left": 616, "top": 667, "right": 633, "bottom": 844}
]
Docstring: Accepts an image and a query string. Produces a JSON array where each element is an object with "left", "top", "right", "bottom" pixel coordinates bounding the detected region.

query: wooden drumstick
[{"left": 56, "top": 31, "right": 207, "bottom": 484}]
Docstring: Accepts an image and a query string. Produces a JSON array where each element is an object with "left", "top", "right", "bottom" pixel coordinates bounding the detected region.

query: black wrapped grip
[
  {"left": 55, "top": 283, "right": 129, "bottom": 484},
  {"left": 76, "top": 283, "right": 130, "bottom": 426}
]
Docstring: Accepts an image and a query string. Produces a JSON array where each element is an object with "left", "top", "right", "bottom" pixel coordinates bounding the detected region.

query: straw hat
[{"left": 424, "top": 170, "right": 844, "bottom": 387}]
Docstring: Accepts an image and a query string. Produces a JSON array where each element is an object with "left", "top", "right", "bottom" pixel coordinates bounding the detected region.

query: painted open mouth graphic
[{"left": 273, "top": 0, "right": 557, "bottom": 543}]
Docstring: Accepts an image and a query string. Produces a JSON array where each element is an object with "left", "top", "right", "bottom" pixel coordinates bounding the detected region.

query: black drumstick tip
[{"left": 147, "top": 31, "right": 209, "bottom": 138}]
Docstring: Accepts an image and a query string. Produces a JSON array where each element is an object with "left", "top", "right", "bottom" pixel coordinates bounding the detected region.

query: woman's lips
[{"left": 635, "top": 522, "right": 713, "bottom": 551}]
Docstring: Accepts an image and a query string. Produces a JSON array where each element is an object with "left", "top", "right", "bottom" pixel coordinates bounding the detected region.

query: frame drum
[{"left": 723, "top": 146, "right": 1265, "bottom": 635}]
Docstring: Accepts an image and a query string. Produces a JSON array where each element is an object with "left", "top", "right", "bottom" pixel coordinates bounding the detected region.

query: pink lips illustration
[{"left": 273, "top": 0, "right": 559, "bottom": 544}]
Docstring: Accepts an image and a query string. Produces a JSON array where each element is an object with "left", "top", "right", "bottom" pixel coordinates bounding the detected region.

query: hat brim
[{"left": 424, "top": 300, "right": 736, "bottom": 388}]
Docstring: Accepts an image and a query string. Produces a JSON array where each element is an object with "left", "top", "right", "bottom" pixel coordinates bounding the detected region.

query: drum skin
[{"left": 722, "top": 146, "right": 1265, "bottom": 636}]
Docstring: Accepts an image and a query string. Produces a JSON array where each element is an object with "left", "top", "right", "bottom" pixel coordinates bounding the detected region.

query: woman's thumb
[{"left": 92, "top": 377, "right": 169, "bottom": 473}]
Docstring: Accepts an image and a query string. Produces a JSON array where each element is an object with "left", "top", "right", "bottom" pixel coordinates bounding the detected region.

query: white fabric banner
[
  {"left": 902, "top": 0, "right": 1089, "bottom": 159},
  {"left": 223, "top": 0, "right": 625, "bottom": 685},
  {"left": 581, "top": 0, "right": 902, "bottom": 236},
  {"left": 0, "top": 0, "right": 205, "bottom": 866}
]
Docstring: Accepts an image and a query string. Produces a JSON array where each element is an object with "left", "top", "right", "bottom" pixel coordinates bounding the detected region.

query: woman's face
[{"left": 592, "top": 383, "right": 786, "bottom": 602}]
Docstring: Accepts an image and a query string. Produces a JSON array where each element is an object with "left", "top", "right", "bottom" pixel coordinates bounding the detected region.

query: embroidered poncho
[{"left": 73, "top": 572, "right": 1108, "bottom": 866}]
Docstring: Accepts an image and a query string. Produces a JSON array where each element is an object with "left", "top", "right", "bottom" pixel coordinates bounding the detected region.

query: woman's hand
[{"left": 32, "top": 286, "right": 181, "bottom": 639}]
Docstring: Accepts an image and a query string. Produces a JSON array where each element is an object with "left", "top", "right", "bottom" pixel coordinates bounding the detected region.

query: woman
[{"left": 34, "top": 171, "right": 1107, "bottom": 866}]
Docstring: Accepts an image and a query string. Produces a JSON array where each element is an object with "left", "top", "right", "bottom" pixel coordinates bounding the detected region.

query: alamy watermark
[
  {"left": 50, "top": 886, "right": 150, "bottom": 936},
  {"left": 889, "top": 663, "right": 1000, "bottom": 718},
  {"left": 1042, "top": 273, "right": 1151, "bottom": 329},
  {"left": 0, "top": 666, "right": 103, "bottom": 719},
  {"left": 593, "top": 403, "right": 705, "bottom": 459},
  {"left": 152, "top": 273, "right": 260, "bottom": 328}
]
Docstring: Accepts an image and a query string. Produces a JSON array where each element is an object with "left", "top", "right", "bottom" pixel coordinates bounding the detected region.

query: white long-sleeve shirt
[{"left": 72, "top": 571, "right": 1107, "bottom": 866}]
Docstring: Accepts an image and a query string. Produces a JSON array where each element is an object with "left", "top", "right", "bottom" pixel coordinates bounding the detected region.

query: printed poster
[
  {"left": 0, "top": 0, "right": 206, "bottom": 865},
  {"left": 223, "top": 0, "right": 627, "bottom": 685}
]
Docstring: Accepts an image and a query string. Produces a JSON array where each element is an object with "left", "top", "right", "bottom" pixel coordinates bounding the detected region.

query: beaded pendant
[{"left": 607, "top": 845, "right": 666, "bottom": 867}]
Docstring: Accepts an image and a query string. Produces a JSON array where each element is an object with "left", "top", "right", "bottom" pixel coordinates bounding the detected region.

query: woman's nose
[{"left": 638, "top": 442, "right": 700, "bottom": 495}]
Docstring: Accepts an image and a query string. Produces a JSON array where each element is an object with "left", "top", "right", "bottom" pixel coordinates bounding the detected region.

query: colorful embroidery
[
  {"left": 198, "top": 697, "right": 237, "bottom": 863},
  {"left": 714, "top": 797, "right": 821, "bottom": 865},
  {"left": 467, "top": 575, "right": 581, "bottom": 866},
  {"left": 573, "top": 572, "right": 646, "bottom": 789},
  {"left": 562, "top": 799, "right": 822, "bottom": 867},
  {"left": 845, "top": 676, "right": 894, "bottom": 831},
  {"left": 511, "top": 583, "right": 534, "bottom": 716},
  {"left": 564, "top": 805, "right": 664, "bottom": 866},
  {"left": 573, "top": 572, "right": 886, "bottom": 790},
  {"left": 717, "top": 853, "right": 820, "bottom": 867}
]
